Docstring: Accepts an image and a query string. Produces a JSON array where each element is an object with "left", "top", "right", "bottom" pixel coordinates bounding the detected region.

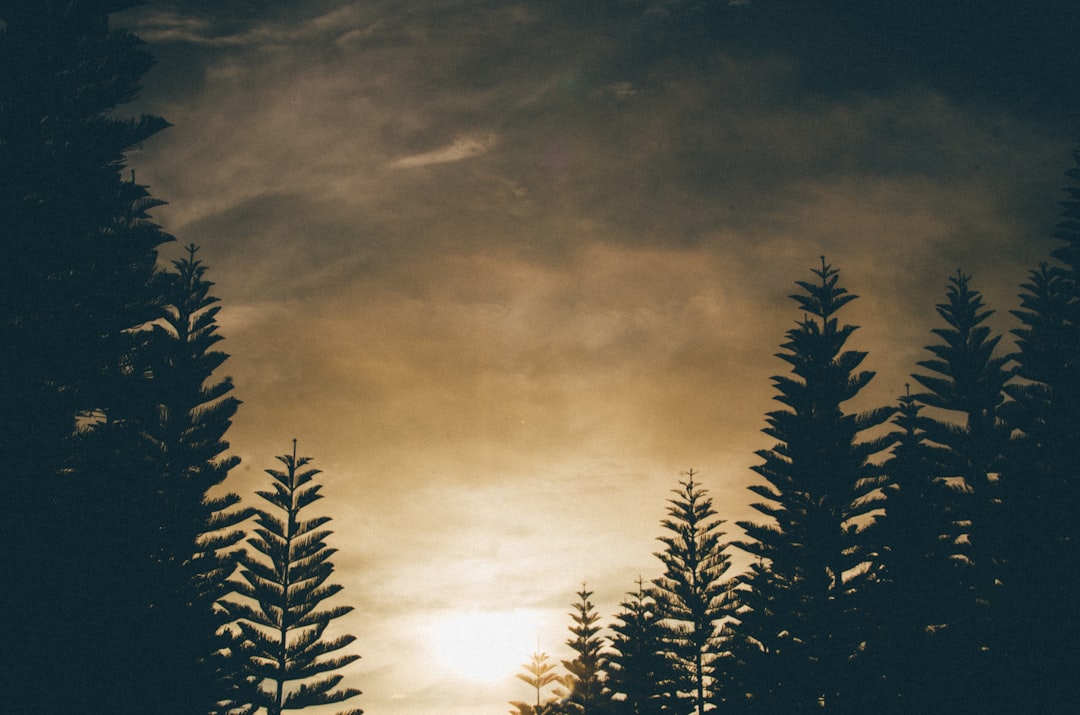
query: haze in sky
[{"left": 116, "top": 1, "right": 1080, "bottom": 712}]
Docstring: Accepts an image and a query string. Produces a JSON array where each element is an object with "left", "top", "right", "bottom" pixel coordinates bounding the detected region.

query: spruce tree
[
  {"left": 732, "top": 259, "right": 894, "bottom": 712},
  {"left": 227, "top": 442, "right": 362, "bottom": 715},
  {"left": 651, "top": 471, "right": 733, "bottom": 714},
  {"left": 606, "top": 579, "right": 679, "bottom": 715},
  {"left": 558, "top": 585, "right": 611, "bottom": 715}
]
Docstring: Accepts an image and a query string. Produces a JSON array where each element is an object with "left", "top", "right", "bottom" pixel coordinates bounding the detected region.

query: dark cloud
[{"left": 686, "top": 0, "right": 1080, "bottom": 120}]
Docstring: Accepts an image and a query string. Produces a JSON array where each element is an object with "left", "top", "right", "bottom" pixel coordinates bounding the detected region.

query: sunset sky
[{"left": 115, "top": 2, "right": 1079, "bottom": 713}]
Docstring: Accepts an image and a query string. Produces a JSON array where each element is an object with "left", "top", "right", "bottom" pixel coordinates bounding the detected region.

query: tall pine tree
[
  {"left": 732, "top": 259, "right": 893, "bottom": 712},
  {"left": 909, "top": 270, "right": 1013, "bottom": 710},
  {"left": 226, "top": 442, "right": 362, "bottom": 715},
  {"left": 145, "top": 245, "right": 254, "bottom": 714},
  {"left": 558, "top": 585, "right": 611, "bottom": 715},
  {"left": 870, "top": 387, "right": 967, "bottom": 712},
  {"left": 0, "top": 2, "right": 174, "bottom": 710},
  {"left": 1001, "top": 148, "right": 1080, "bottom": 711},
  {"left": 651, "top": 471, "right": 733, "bottom": 714}
]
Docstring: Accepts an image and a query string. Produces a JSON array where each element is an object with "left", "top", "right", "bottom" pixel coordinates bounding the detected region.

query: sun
[{"left": 427, "top": 608, "right": 544, "bottom": 684}]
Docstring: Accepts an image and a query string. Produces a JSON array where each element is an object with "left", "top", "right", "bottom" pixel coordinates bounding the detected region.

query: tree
[
  {"left": 606, "top": 578, "right": 679, "bottom": 715},
  {"left": 511, "top": 649, "right": 563, "bottom": 715},
  {"left": 0, "top": 2, "right": 174, "bottom": 710},
  {"left": 0, "top": 0, "right": 171, "bottom": 469},
  {"left": 227, "top": 442, "right": 362, "bottom": 715},
  {"left": 651, "top": 471, "right": 733, "bottom": 714},
  {"left": 909, "top": 270, "right": 1013, "bottom": 709},
  {"left": 558, "top": 585, "right": 611, "bottom": 714},
  {"left": 869, "top": 386, "right": 968, "bottom": 712},
  {"left": 732, "top": 259, "right": 894, "bottom": 712},
  {"left": 0, "top": 0, "right": 171, "bottom": 449},
  {"left": 65, "top": 244, "right": 253, "bottom": 713},
  {"left": 1000, "top": 147, "right": 1080, "bottom": 711},
  {"left": 146, "top": 244, "right": 255, "bottom": 714}
]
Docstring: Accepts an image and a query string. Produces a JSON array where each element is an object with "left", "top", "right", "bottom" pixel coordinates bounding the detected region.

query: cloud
[
  {"left": 117, "top": 1, "right": 382, "bottom": 47},
  {"left": 387, "top": 132, "right": 500, "bottom": 169}
]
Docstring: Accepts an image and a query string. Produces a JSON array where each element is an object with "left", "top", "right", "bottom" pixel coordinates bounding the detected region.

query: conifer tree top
[{"left": 790, "top": 256, "right": 858, "bottom": 320}]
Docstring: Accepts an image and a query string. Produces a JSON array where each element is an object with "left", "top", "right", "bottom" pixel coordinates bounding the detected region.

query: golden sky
[{"left": 118, "top": 1, "right": 1079, "bottom": 712}]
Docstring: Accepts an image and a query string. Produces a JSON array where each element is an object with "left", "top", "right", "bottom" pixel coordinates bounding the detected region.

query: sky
[{"left": 114, "top": 1, "right": 1080, "bottom": 713}]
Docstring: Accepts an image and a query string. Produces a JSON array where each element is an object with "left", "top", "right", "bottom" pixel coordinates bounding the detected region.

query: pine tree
[
  {"left": 0, "top": 2, "right": 174, "bottom": 710},
  {"left": 1000, "top": 148, "right": 1080, "bottom": 711},
  {"left": 558, "top": 585, "right": 611, "bottom": 715},
  {"left": 0, "top": 0, "right": 171, "bottom": 447},
  {"left": 909, "top": 270, "right": 1013, "bottom": 709},
  {"left": 62, "top": 244, "right": 251, "bottom": 713},
  {"left": 870, "top": 386, "right": 967, "bottom": 712},
  {"left": 651, "top": 471, "right": 733, "bottom": 714},
  {"left": 511, "top": 649, "right": 563, "bottom": 715},
  {"left": 732, "top": 259, "right": 894, "bottom": 712},
  {"left": 227, "top": 442, "right": 362, "bottom": 715},
  {"left": 606, "top": 578, "right": 679, "bottom": 715},
  {"left": 145, "top": 244, "right": 255, "bottom": 714}
]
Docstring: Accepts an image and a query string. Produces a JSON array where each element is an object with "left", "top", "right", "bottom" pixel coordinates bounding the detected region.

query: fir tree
[
  {"left": 227, "top": 442, "right": 362, "bottom": 715},
  {"left": 651, "top": 471, "right": 733, "bottom": 714},
  {"left": 732, "top": 259, "right": 893, "bottom": 712}
]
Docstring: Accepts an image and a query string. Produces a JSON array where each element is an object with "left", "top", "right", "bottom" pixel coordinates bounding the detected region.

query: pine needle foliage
[{"left": 228, "top": 442, "right": 362, "bottom": 715}]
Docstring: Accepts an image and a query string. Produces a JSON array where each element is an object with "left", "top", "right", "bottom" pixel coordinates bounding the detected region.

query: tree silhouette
[
  {"left": 1, "top": 2, "right": 174, "bottom": 710},
  {"left": 732, "top": 259, "right": 894, "bottom": 712},
  {"left": 558, "top": 585, "right": 611, "bottom": 714},
  {"left": 145, "top": 244, "right": 255, "bottom": 713},
  {"left": 227, "top": 442, "right": 362, "bottom": 715},
  {"left": 999, "top": 147, "right": 1080, "bottom": 712},
  {"left": 606, "top": 578, "right": 679, "bottom": 715},
  {"left": 909, "top": 270, "right": 1013, "bottom": 709},
  {"left": 651, "top": 471, "right": 733, "bottom": 713},
  {"left": 511, "top": 649, "right": 563, "bottom": 715},
  {"left": 870, "top": 386, "right": 967, "bottom": 712}
]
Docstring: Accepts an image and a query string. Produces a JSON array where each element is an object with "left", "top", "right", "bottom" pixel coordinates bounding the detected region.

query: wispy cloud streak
[{"left": 388, "top": 132, "right": 499, "bottom": 169}]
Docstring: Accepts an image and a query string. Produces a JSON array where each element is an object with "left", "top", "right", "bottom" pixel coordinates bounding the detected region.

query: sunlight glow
[{"left": 427, "top": 608, "right": 543, "bottom": 684}]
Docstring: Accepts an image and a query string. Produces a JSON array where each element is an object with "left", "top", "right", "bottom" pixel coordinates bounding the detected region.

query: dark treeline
[
  {"left": 515, "top": 158, "right": 1080, "bottom": 713},
  {"left": 1, "top": 3, "right": 361, "bottom": 714}
]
